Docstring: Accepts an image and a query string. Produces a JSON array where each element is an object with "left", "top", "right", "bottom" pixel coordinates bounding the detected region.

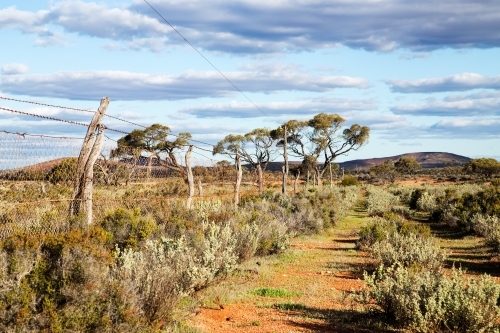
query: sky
[{"left": 1, "top": 0, "right": 500, "bottom": 165}]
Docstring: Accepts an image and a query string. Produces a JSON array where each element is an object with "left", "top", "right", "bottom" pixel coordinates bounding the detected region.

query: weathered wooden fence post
[{"left": 69, "top": 97, "right": 109, "bottom": 225}]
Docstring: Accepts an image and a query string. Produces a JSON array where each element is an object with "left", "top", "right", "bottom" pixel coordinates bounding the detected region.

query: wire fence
[{"left": 0, "top": 129, "right": 271, "bottom": 240}]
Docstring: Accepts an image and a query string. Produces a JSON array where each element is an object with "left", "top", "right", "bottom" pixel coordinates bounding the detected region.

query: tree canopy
[
  {"left": 272, "top": 113, "right": 369, "bottom": 183},
  {"left": 464, "top": 158, "right": 500, "bottom": 178},
  {"left": 112, "top": 124, "right": 191, "bottom": 179},
  {"left": 395, "top": 156, "right": 422, "bottom": 176}
]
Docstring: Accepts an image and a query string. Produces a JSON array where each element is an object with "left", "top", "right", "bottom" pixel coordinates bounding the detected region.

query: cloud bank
[
  {"left": 387, "top": 73, "right": 500, "bottom": 93},
  {"left": 2, "top": 0, "right": 500, "bottom": 53},
  {"left": 392, "top": 91, "right": 500, "bottom": 116},
  {"left": 0, "top": 65, "right": 369, "bottom": 100},
  {"left": 1, "top": 63, "right": 29, "bottom": 75}
]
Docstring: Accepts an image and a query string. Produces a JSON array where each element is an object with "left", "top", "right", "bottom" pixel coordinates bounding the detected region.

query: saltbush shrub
[
  {"left": 365, "top": 185, "right": 399, "bottom": 217},
  {"left": 370, "top": 233, "right": 446, "bottom": 271},
  {"left": 469, "top": 213, "right": 500, "bottom": 253},
  {"left": 363, "top": 265, "right": 500, "bottom": 333}
]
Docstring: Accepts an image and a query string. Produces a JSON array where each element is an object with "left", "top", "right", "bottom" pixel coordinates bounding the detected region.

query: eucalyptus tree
[
  {"left": 370, "top": 160, "right": 397, "bottom": 184},
  {"left": 242, "top": 128, "right": 276, "bottom": 193},
  {"left": 271, "top": 119, "right": 308, "bottom": 194},
  {"left": 112, "top": 124, "right": 192, "bottom": 179},
  {"left": 395, "top": 156, "right": 422, "bottom": 177},
  {"left": 277, "top": 113, "right": 370, "bottom": 187},
  {"left": 213, "top": 134, "right": 245, "bottom": 205}
]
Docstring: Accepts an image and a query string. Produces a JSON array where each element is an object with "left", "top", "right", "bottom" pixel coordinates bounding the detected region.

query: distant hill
[{"left": 263, "top": 152, "right": 471, "bottom": 172}]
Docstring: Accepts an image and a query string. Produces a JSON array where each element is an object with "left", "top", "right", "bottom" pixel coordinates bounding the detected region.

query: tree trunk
[
  {"left": 305, "top": 169, "right": 310, "bottom": 192},
  {"left": 185, "top": 145, "right": 195, "bottom": 209},
  {"left": 294, "top": 170, "right": 300, "bottom": 194},
  {"left": 147, "top": 155, "right": 153, "bottom": 179},
  {"left": 234, "top": 153, "right": 242, "bottom": 207},
  {"left": 257, "top": 164, "right": 264, "bottom": 193},
  {"left": 282, "top": 125, "right": 288, "bottom": 196},
  {"left": 316, "top": 169, "right": 322, "bottom": 188},
  {"left": 329, "top": 163, "right": 333, "bottom": 188},
  {"left": 282, "top": 166, "right": 286, "bottom": 195},
  {"left": 198, "top": 179, "right": 203, "bottom": 196}
]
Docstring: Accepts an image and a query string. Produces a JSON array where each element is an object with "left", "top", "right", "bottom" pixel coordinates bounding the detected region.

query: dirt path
[{"left": 185, "top": 198, "right": 385, "bottom": 333}]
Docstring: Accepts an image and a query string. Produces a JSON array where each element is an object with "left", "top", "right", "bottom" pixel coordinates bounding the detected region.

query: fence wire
[{"left": 0, "top": 131, "right": 266, "bottom": 240}]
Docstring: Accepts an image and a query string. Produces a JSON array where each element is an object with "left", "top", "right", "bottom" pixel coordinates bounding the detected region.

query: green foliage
[
  {"left": 47, "top": 158, "right": 77, "bottom": 184},
  {"left": 464, "top": 158, "right": 500, "bottom": 178},
  {"left": 394, "top": 156, "right": 422, "bottom": 176},
  {"left": 340, "top": 175, "right": 359, "bottom": 186},
  {"left": 100, "top": 208, "right": 158, "bottom": 250},
  {"left": 356, "top": 216, "right": 430, "bottom": 251},
  {"left": 469, "top": 214, "right": 500, "bottom": 253},
  {"left": 370, "top": 160, "right": 396, "bottom": 183},
  {"left": 365, "top": 185, "right": 399, "bottom": 216},
  {"left": 250, "top": 287, "right": 298, "bottom": 298},
  {"left": 363, "top": 266, "right": 500, "bottom": 333},
  {"left": 454, "top": 186, "right": 500, "bottom": 226},
  {"left": 371, "top": 233, "right": 446, "bottom": 271}
]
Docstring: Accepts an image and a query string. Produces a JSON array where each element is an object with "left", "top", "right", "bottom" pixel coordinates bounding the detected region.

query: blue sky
[{"left": 1, "top": 0, "right": 500, "bottom": 164}]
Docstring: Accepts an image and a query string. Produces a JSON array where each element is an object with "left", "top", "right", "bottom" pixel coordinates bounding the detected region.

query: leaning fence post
[{"left": 69, "top": 97, "right": 109, "bottom": 224}]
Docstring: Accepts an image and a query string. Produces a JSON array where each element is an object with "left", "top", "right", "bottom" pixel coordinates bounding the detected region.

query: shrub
[
  {"left": 370, "top": 233, "right": 446, "bottom": 272},
  {"left": 415, "top": 191, "right": 437, "bottom": 213},
  {"left": 340, "top": 175, "right": 359, "bottom": 186},
  {"left": 357, "top": 216, "right": 431, "bottom": 251},
  {"left": 469, "top": 214, "right": 500, "bottom": 253},
  {"left": 365, "top": 185, "right": 399, "bottom": 216},
  {"left": 100, "top": 208, "right": 158, "bottom": 250},
  {"left": 362, "top": 266, "right": 500, "bottom": 333},
  {"left": 47, "top": 158, "right": 77, "bottom": 185}
]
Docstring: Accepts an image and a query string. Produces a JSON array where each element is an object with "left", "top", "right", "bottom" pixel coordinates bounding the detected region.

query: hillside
[{"left": 264, "top": 152, "right": 470, "bottom": 172}]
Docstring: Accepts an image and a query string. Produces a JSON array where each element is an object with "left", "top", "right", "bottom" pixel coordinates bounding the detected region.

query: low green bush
[
  {"left": 370, "top": 233, "right": 446, "bottom": 272},
  {"left": 362, "top": 265, "right": 500, "bottom": 333},
  {"left": 340, "top": 175, "right": 359, "bottom": 186},
  {"left": 365, "top": 185, "right": 399, "bottom": 217},
  {"left": 469, "top": 213, "right": 500, "bottom": 253},
  {"left": 100, "top": 208, "right": 158, "bottom": 251},
  {"left": 357, "top": 216, "right": 430, "bottom": 251}
]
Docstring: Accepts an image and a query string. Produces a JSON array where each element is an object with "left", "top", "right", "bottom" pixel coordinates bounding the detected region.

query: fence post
[{"left": 69, "top": 97, "right": 109, "bottom": 224}]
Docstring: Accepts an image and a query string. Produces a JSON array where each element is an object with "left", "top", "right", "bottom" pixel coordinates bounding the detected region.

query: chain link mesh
[{"left": 0, "top": 131, "right": 262, "bottom": 240}]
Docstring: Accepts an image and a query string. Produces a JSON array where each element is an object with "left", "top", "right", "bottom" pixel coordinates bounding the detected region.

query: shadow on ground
[{"left": 276, "top": 305, "right": 397, "bottom": 333}]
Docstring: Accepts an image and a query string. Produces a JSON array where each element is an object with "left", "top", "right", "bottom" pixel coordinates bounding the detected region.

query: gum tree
[
  {"left": 395, "top": 156, "right": 422, "bottom": 178},
  {"left": 242, "top": 128, "right": 276, "bottom": 193},
  {"left": 213, "top": 134, "right": 245, "bottom": 205},
  {"left": 112, "top": 124, "right": 195, "bottom": 206},
  {"left": 282, "top": 113, "right": 370, "bottom": 187}
]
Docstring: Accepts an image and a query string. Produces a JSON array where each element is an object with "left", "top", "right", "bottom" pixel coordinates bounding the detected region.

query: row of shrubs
[
  {"left": 357, "top": 197, "right": 500, "bottom": 332},
  {"left": 366, "top": 183, "right": 500, "bottom": 255},
  {"left": 0, "top": 184, "right": 359, "bottom": 332}
]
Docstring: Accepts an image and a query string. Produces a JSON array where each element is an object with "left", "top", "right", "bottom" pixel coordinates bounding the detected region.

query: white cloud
[
  {"left": 392, "top": 91, "right": 500, "bottom": 116},
  {"left": 0, "top": 66, "right": 370, "bottom": 101},
  {"left": 2, "top": 1, "right": 500, "bottom": 53},
  {"left": 181, "top": 98, "right": 376, "bottom": 118},
  {"left": 429, "top": 118, "right": 500, "bottom": 138},
  {"left": 1, "top": 63, "right": 29, "bottom": 75},
  {"left": 387, "top": 73, "right": 500, "bottom": 93}
]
